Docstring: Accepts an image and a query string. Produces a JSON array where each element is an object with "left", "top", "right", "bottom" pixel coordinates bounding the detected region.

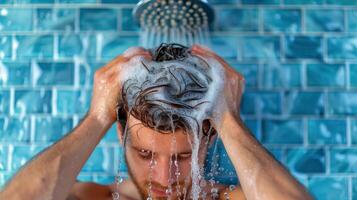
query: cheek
[
  {"left": 126, "top": 151, "right": 150, "bottom": 181},
  {"left": 177, "top": 160, "right": 192, "bottom": 178}
]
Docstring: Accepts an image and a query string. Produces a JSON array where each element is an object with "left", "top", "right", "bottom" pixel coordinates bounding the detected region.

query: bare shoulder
[
  {"left": 67, "top": 181, "right": 113, "bottom": 200},
  {"left": 67, "top": 180, "right": 139, "bottom": 200}
]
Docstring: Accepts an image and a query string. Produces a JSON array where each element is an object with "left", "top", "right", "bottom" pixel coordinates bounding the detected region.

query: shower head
[{"left": 133, "top": 0, "right": 215, "bottom": 30}]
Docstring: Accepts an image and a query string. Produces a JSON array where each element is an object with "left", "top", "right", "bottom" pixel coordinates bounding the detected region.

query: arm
[
  {"left": 191, "top": 45, "right": 313, "bottom": 200},
  {"left": 0, "top": 47, "right": 152, "bottom": 200},
  {"left": 219, "top": 113, "right": 312, "bottom": 200},
  {"left": 0, "top": 114, "right": 112, "bottom": 200}
]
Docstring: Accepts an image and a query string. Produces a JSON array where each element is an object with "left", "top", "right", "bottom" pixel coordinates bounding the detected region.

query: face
[{"left": 119, "top": 115, "right": 210, "bottom": 200}]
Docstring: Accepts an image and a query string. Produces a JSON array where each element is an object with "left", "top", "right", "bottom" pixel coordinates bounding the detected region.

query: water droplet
[
  {"left": 112, "top": 192, "right": 120, "bottom": 200},
  {"left": 229, "top": 185, "right": 236, "bottom": 191}
]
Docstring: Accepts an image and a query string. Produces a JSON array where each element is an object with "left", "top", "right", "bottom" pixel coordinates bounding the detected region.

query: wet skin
[{"left": 0, "top": 45, "right": 312, "bottom": 200}]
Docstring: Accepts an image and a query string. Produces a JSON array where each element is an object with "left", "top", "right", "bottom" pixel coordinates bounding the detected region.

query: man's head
[{"left": 116, "top": 43, "right": 217, "bottom": 199}]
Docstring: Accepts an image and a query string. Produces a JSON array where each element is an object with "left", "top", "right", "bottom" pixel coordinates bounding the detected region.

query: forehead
[{"left": 126, "top": 116, "right": 193, "bottom": 154}]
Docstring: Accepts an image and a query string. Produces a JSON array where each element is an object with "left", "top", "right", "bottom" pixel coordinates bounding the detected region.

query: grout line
[
  {"left": 75, "top": 7, "right": 80, "bottom": 33},
  {"left": 117, "top": 8, "right": 122, "bottom": 32},
  {"left": 258, "top": 6, "right": 264, "bottom": 34},
  {"left": 344, "top": 7, "right": 348, "bottom": 33},
  {"left": 52, "top": 88, "right": 57, "bottom": 116},
  {"left": 303, "top": 117, "right": 308, "bottom": 147},
  {"left": 302, "top": 61, "right": 307, "bottom": 90},
  {"left": 9, "top": 87, "right": 14, "bottom": 116},
  {"left": 324, "top": 89, "right": 329, "bottom": 118},
  {"left": 325, "top": 146, "right": 330, "bottom": 175},
  {"left": 347, "top": 62, "right": 351, "bottom": 89},
  {"left": 30, "top": 115, "right": 36, "bottom": 143},
  {"left": 301, "top": 7, "right": 305, "bottom": 34},
  {"left": 347, "top": 117, "right": 352, "bottom": 147},
  {"left": 53, "top": 33, "right": 59, "bottom": 61},
  {"left": 349, "top": 176, "right": 353, "bottom": 200}
]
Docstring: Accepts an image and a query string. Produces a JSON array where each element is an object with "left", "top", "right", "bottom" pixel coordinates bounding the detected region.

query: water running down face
[{"left": 117, "top": 43, "right": 224, "bottom": 200}]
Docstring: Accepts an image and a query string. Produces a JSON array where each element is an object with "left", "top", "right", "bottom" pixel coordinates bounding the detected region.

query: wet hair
[{"left": 117, "top": 43, "right": 214, "bottom": 135}]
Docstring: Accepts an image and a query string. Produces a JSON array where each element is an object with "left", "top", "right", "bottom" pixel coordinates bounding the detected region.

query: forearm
[
  {"left": 219, "top": 113, "right": 312, "bottom": 200},
  {"left": 0, "top": 113, "right": 112, "bottom": 200}
]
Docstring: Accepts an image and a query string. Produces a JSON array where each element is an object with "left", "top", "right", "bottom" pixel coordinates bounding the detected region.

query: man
[{"left": 0, "top": 44, "right": 313, "bottom": 200}]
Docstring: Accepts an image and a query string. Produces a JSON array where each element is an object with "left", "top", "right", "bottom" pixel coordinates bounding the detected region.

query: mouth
[{"left": 151, "top": 187, "right": 176, "bottom": 197}]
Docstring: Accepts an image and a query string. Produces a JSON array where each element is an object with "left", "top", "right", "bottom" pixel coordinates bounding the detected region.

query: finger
[
  {"left": 104, "top": 46, "right": 150, "bottom": 68},
  {"left": 192, "top": 44, "right": 215, "bottom": 55},
  {"left": 123, "top": 46, "right": 152, "bottom": 59},
  {"left": 101, "top": 51, "right": 151, "bottom": 73}
]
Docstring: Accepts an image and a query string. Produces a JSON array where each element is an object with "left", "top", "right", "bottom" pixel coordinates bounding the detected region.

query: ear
[{"left": 202, "top": 119, "right": 218, "bottom": 147}]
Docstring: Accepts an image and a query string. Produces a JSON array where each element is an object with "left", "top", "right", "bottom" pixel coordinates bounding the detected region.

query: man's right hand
[{"left": 88, "top": 47, "right": 152, "bottom": 127}]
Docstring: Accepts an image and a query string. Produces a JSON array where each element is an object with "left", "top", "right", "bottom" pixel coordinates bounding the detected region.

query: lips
[
  {"left": 151, "top": 187, "right": 176, "bottom": 197},
  {"left": 151, "top": 187, "right": 168, "bottom": 197}
]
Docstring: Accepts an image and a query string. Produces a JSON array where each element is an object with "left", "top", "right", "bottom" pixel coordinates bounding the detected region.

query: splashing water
[
  {"left": 119, "top": 47, "right": 226, "bottom": 200},
  {"left": 140, "top": 25, "right": 211, "bottom": 48}
]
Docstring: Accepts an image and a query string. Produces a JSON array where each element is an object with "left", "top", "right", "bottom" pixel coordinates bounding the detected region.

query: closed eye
[
  {"left": 138, "top": 149, "right": 153, "bottom": 160},
  {"left": 177, "top": 153, "right": 191, "bottom": 160}
]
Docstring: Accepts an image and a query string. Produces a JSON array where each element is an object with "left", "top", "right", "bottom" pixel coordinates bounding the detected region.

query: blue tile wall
[
  {"left": 284, "top": 0, "right": 323, "bottom": 4},
  {"left": 216, "top": 8, "right": 259, "bottom": 32},
  {"left": 328, "top": 36, "right": 357, "bottom": 59},
  {"left": 263, "top": 9, "right": 301, "bottom": 33},
  {"left": 0, "top": 8, "right": 33, "bottom": 31},
  {"left": 263, "top": 63, "right": 295, "bottom": 88},
  {"left": 308, "top": 119, "right": 347, "bottom": 144},
  {"left": 0, "top": 62, "right": 31, "bottom": 86},
  {"left": 34, "top": 62, "right": 74, "bottom": 86},
  {"left": 0, "top": 90, "right": 10, "bottom": 114},
  {"left": 328, "top": 92, "right": 357, "bottom": 115},
  {"left": 285, "top": 36, "right": 323, "bottom": 59},
  {"left": 305, "top": 9, "right": 344, "bottom": 32},
  {"left": 284, "top": 91, "right": 324, "bottom": 115},
  {"left": 347, "top": 10, "right": 357, "bottom": 32},
  {"left": 80, "top": 8, "right": 118, "bottom": 31},
  {"left": 0, "top": 36, "right": 12, "bottom": 59},
  {"left": 56, "top": 89, "right": 91, "bottom": 115},
  {"left": 17, "top": 0, "right": 55, "bottom": 3},
  {"left": 0, "top": 145, "right": 8, "bottom": 171},
  {"left": 36, "top": 8, "right": 76, "bottom": 31},
  {"left": 352, "top": 181, "right": 357, "bottom": 200},
  {"left": 14, "top": 89, "right": 52, "bottom": 114},
  {"left": 330, "top": 148, "right": 357, "bottom": 173},
  {"left": 58, "top": 34, "right": 94, "bottom": 58},
  {"left": 306, "top": 64, "right": 346, "bottom": 88},
  {"left": 351, "top": 120, "right": 357, "bottom": 144},
  {"left": 34, "top": 117, "right": 73, "bottom": 142},
  {"left": 262, "top": 119, "right": 303, "bottom": 144},
  {"left": 15, "top": 35, "right": 54, "bottom": 60},
  {"left": 308, "top": 177, "right": 349, "bottom": 200},
  {"left": 238, "top": 36, "right": 280, "bottom": 60},
  {"left": 121, "top": 8, "right": 139, "bottom": 31},
  {"left": 325, "top": 0, "right": 357, "bottom": 5},
  {"left": 286, "top": 148, "right": 325, "bottom": 174},
  {"left": 350, "top": 64, "right": 357, "bottom": 87},
  {"left": 0, "top": 1, "right": 356, "bottom": 199},
  {"left": 0, "top": 117, "right": 31, "bottom": 142}
]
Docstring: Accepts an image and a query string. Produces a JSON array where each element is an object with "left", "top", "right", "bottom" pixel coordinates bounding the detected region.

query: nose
[{"left": 151, "top": 157, "right": 176, "bottom": 187}]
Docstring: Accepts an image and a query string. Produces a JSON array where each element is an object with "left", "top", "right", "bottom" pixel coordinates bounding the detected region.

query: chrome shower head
[{"left": 133, "top": 0, "right": 215, "bottom": 30}]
